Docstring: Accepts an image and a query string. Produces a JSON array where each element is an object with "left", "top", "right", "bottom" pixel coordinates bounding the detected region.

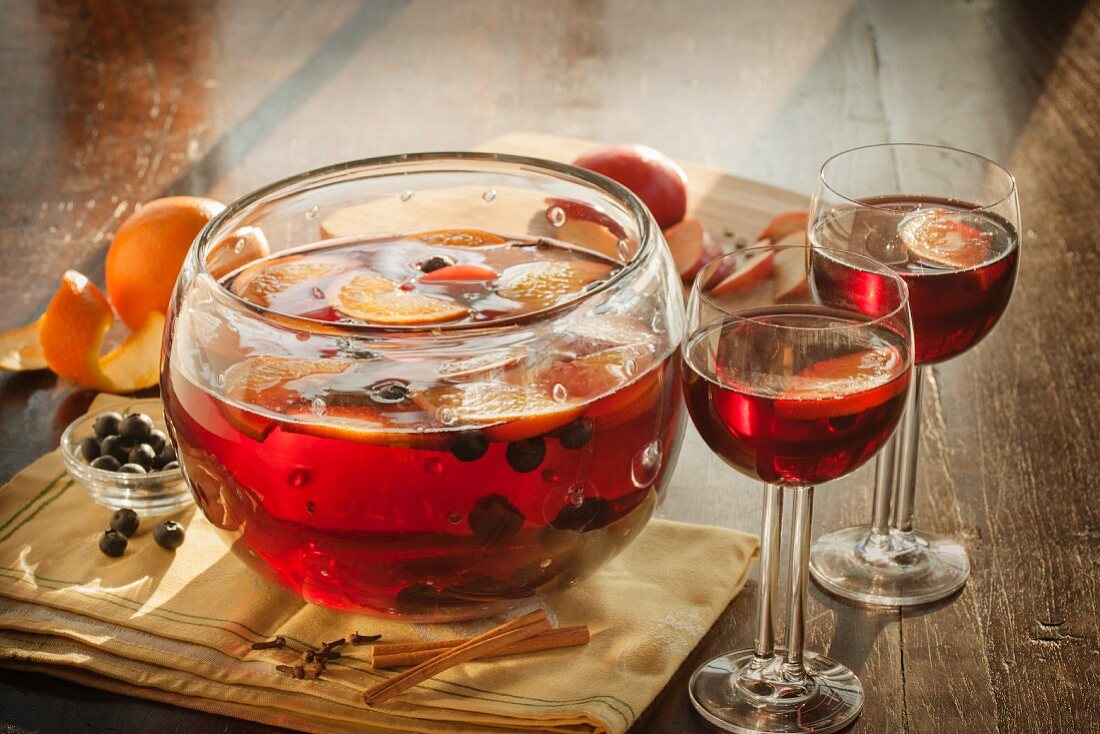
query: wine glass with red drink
[
  {"left": 807, "top": 143, "right": 1020, "bottom": 606},
  {"left": 682, "top": 244, "right": 913, "bottom": 733}
]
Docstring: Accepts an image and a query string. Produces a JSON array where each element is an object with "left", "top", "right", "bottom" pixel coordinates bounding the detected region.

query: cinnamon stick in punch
[
  {"left": 369, "top": 624, "right": 590, "bottom": 669},
  {"left": 361, "top": 610, "right": 552, "bottom": 706}
]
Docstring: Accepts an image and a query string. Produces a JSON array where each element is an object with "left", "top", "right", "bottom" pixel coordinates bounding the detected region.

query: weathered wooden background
[{"left": 1, "top": 1, "right": 1097, "bottom": 732}]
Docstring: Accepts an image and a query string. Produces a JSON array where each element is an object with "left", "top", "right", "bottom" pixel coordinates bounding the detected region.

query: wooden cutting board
[
  {"left": 475, "top": 132, "right": 809, "bottom": 245},
  {"left": 321, "top": 132, "right": 808, "bottom": 247}
]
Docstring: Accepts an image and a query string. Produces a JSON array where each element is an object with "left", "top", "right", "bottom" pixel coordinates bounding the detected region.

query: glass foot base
[
  {"left": 809, "top": 526, "right": 970, "bottom": 607},
  {"left": 689, "top": 648, "right": 863, "bottom": 734}
]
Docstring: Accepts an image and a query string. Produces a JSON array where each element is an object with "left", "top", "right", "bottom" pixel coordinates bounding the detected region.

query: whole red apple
[{"left": 572, "top": 144, "right": 689, "bottom": 229}]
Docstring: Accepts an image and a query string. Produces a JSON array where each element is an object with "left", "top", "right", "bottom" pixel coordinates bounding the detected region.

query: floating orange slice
[
  {"left": 775, "top": 345, "right": 909, "bottom": 420},
  {"left": 414, "top": 382, "right": 584, "bottom": 442},
  {"left": 496, "top": 261, "right": 614, "bottom": 309},
  {"left": 334, "top": 273, "right": 468, "bottom": 325},
  {"left": 231, "top": 256, "right": 345, "bottom": 307},
  {"left": 415, "top": 229, "right": 507, "bottom": 247},
  {"left": 37, "top": 271, "right": 164, "bottom": 392},
  {"left": 899, "top": 208, "right": 993, "bottom": 269},
  {"left": 217, "top": 356, "right": 351, "bottom": 440},
  {"left": 222, "top": 355, "right": 351, "bottom": 409},
  {"left": 0, "top": 317, "right": 47, "bottom": 371}
]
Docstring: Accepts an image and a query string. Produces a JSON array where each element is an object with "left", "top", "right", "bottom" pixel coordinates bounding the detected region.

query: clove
[{"left": 251, "top": 636, "right": 286, "bottom": 650}]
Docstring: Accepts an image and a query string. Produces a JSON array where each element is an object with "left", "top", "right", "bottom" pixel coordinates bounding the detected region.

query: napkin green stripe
[
  {"left": 0, "top": 565, "right": 635, "bottom": 724},
  {"left": 0, "top": 471, "right": 67, "bottom": 535},
  {"left": 0, "top": 478, "right": 72, "bottom": 544}
]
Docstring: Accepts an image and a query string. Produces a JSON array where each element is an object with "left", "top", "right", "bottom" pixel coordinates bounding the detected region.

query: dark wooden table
[{"left": 2, "top": 1, "right": 1098, "bottom": 732}]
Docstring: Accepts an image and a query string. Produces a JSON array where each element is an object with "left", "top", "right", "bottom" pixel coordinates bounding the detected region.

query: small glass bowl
[{"left": 60, "top": 398, "right": 193, "bottom": 517}]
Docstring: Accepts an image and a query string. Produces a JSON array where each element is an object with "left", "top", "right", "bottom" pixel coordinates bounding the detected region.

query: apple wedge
[
  {"left": 758, "top": 211, "right": 808, "bottom": 244},
  {"left": 708, "top": 250, "right": 776, "bottom": 296},
  {"left": 665, "top": 219, "right": 722, "bottom": 282},
  {"left": 773, "top": 246, "right": 810, "bottom": 302}
]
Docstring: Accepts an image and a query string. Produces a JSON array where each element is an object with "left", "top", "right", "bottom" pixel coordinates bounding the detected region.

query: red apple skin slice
[
  {"left": 759, "top": 211, "right": 809, "bottom": 244},
  {"left": 773, "top": 247, "right": 810, "bottom": 302},
  {"left": 419, "top": 264, "right": 498, "bottom": 282},
  {"left": 665, "top": 219, "right": 722, "bottom": 282},
  {"left": 709, "top": 251, "right": 776, "bottom": 296}
]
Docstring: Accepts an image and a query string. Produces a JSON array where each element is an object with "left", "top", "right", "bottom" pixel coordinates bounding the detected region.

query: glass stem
[
  {"left": 783, "top": 485, "right": 814, "bottom": 678},
  {"left": 868, "top": 432, "right": 899, "bottom": 540},
  {"left": 753, "top": 485, "right": 784, "bottom": 659},
  {"left": 890, "top": 366, "right": 926, "bottom": 534}
]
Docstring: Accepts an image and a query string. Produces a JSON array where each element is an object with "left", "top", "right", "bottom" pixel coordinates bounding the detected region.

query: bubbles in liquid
[
  {"left": 547, "top": 206, "right": 566, "bottom": 227},
  {"left": 399, "top": 190, "right": 414, "bottom": 202},
  {"left": 233, "top": 238, "right": 245, "bottom": 254},
  {"left": 310, "top": 398, "right": 326, "bottom": 416},
  {"left": 651, "top": 312, "right": 666, "bottom": 334},
  {"left": 425, "top": 457, "right": 444, "bottom": 475},
  {"left": 631, "top": 440, "right": 662, "bottom": 488},
  {"left": 305, "top": 205, "right": 319, "bottom": 220},
  {"left": 311, "top": 287, "right": 325, "bottom": 300},
  {"left": 539, "top": 558, "right": 553, "bottom": 569},
  {"left": 568, "top": 483, "right": 585, "bottom": 506},
  {"left": 438, "top": 407, "right": 457, "bottom": 426},
  {"left": 552, "top": 383, "right": 568, "bottom": 403},
  {"left": 624, "top": 358, "right": 637, "bottom": 377},
  {"left": 541, "top": 468, "right": 560, "bottom": 483},
  {"left": 482, "top": 188, "right": 497, "bottom": 204},
  {"left": 425, "top": 577, "right": 435, "bottom": 587},
  {"left": 305, "top": 501, "right": 317, "bottom": 514},
  {"left": 617, "top": 239, "right": 631, "bottom": 261},
  {"left": 447, "top": 510, "right": 463, "bottom": 524}
]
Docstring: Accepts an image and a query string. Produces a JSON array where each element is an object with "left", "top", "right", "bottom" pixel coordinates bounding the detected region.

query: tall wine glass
[
  {"left": 683, "top": 245, "right": 913, "bottom": 733},
  {"left": 807, "top": 143, "right": 1020, "bottom": 606}
]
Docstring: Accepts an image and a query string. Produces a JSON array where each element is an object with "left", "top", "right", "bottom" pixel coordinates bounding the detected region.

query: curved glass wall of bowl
[{"left": 161, "top": 153, "right": 687, "bottom": 620}]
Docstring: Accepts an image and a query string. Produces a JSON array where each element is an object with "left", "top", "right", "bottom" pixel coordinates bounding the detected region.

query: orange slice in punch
[
  {"left": 0, "top": 317, "right": 47, "bottom": 371},
  {"left": 283, "top": 404, "right": 449, "bottom": 451},
  {"left": 899, "top": 208, "right": 994, "bottom": 269},
  {"left": 775, "top": 345, "right": 909, "bottom": 420},
  {"left": 334, "top": 273, "right": 468, "bottom": 325},
  {"left": 38, "top": 271, "right": 163, "bottom": 392},
  {"left": 414, "top": 382, "right": 584, "bottom": 442},
  {"left": 496, "top": 261, "right": 614, "bottom": 309},
  {"left": 218, "top": 356, "right": 350, "bottom": 441},
  {"left": 231, "top": 256, "right": 345, "bottom": 307},
  {"left": 415, "top": 229, "right": 507, "bottom": 248}
]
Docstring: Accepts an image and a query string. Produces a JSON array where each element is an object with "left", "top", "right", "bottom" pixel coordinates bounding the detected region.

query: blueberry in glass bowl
[{"left": 60, "top": 398, "right": 193, "bottom": 517}]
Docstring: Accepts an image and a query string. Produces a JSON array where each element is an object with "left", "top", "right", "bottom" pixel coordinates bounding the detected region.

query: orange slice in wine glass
[
  {"left": 415, "top": 229, "right": 507, "bottom": 247},
  {"left": 414, "top": 382, "right": 584, "bottom": 442},
  {"left": 334, "top": 273, "right": 469, "bottom": 325},
  {"left": 496, "top": 261, "right": 614, "bottom": 309},
  {"left": 231, "top": 256, "right": 345, "bottom": 307},
  {"left": 899, "top": 208, "right": 994, "bottom": 269},
  {"left": 775, "top": 344, "right": 909, "bottom": 420}
]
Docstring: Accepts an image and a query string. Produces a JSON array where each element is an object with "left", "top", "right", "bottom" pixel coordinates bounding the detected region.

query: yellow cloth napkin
[{"left": 0, "top": 395, "right": 758, "bottom": 733}]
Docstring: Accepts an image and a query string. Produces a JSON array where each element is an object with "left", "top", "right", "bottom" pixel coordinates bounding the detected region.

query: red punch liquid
[
  {"left": 812, "top": 198, "right": 1019, "bottom": 364},
  {"left": 163, "top": 230, "right": 683, "bottom": 619},
  {"left": 682, "top": 307, "right": 911, "bottom": 486}
]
